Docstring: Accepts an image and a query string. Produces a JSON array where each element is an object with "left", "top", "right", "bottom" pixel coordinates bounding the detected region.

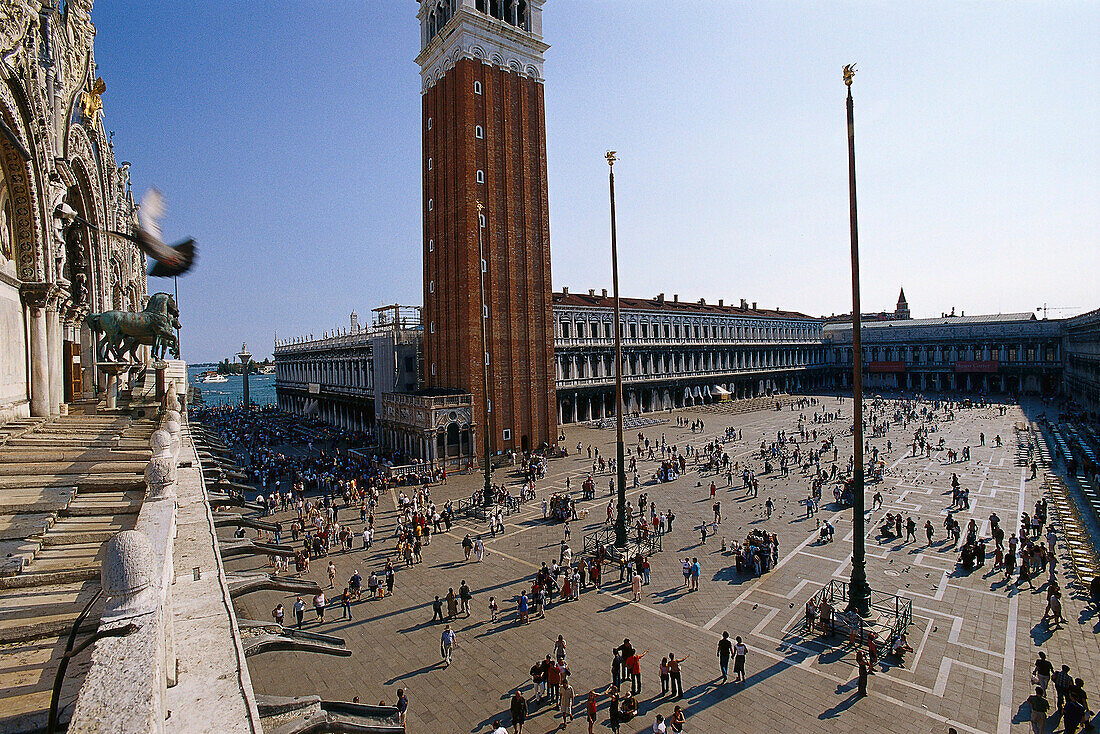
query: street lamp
[
  {"left": 476, "top": 201, "right": 494, "bottom": 507},
  {"left": 844, "top": 64, "right": 871, "bottom": 617},
  {"left": 607, "top": 151, "right": 628, "bottom": 549},
  {"left": 237, "top": 342, "right": 252, "bottom": 409}
]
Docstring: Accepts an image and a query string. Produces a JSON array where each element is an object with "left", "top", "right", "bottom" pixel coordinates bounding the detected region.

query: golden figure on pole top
[
  {"left": 605, "top": 150, "right": 616, "bottom": 167},
  {"left": 843, "top": 64, "right": 857, "bottom": 87}
]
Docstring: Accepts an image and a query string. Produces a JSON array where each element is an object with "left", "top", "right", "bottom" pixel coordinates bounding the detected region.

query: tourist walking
[
  {"left": 293, "top": 596, "right": 305, "bottom": 628},
  {"left": 1027, "top": 686, "right": 1050, "bottom": 734},
  {"left": 857, "top": 649, "right": 869, "bottom": 697},
  {"left": 396, "top": 689, "right": 408, "bottom": 728},
  {"left": 341, "top": 587, "right": 352, "bottom": 620},
  {"left": 733, "top": 636, "right": 748, "bottom": 682},
  {"left": 669, "top": 653, "right": 688, "bottom": 699},
  {"left": 1033, "top": 652, "right": 1053, "bottom": 693},
  {"left": 626, "top": 648, "right": 648, "bottom": 694},
  {"left": 459, "top": 580, "right": 472, "bottom": 616},
  {"left": 440, "top": 624, "right": 456, "bottom": 666},
  {"left": 510, "top": 690, "right": 527, "bottom": 734},
  {"left": 717, "top": 631, "right": 733, "bottom": 682},
  {"left": 669, "top": 706, "right": 685, "bottom": 732},
  {"left": 560, "top": 681, "right": 575, "bottom": 724}
]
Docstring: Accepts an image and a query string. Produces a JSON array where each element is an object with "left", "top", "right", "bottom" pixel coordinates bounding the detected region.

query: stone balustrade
[
  {"left": 69, "top": 394, "right": 262, "bottom": 733},
  {"left": 68, "top": 413, "right": 179, "bottom": 733}
]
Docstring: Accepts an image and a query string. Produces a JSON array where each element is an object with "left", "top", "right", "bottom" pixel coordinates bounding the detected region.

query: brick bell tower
[{"left": 416, "top": 0, "right": 557, "bottom": 455}]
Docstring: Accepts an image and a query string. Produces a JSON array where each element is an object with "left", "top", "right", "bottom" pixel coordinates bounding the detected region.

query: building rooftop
[
  {"left": 552, "top": 290, "right": 814, "bottom": 319},
  {"left": 824, "top": 312, "right": 1038, "bottom": 333}
]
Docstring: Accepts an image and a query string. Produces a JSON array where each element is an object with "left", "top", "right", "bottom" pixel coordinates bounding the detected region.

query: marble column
[
  {"left": 45, "top": 307, "right": 63, "bottom": 415},
  {"left": 20, "top": 285, "right": 53, "bottom": 417},
  {"left": 28, "top": 307, "right": 49, "bottom": 417}
]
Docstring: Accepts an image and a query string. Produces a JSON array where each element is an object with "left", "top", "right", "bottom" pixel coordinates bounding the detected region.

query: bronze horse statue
[{"left": 85, "top": 292, "right": 180, "bottom": 363}]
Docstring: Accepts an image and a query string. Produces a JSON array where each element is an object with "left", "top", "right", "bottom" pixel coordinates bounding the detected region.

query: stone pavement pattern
[{"left": 230, "top": 398, "right": 1100, "bottom": 734}]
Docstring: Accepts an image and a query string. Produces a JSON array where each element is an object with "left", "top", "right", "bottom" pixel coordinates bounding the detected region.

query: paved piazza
[{"left": 227, "top": 398, "right": 1099, "bottom": 733}]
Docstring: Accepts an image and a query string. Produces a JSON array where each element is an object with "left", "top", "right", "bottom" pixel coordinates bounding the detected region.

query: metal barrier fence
[
  {"left": 582, "top": 526, "right": 664, "bottom": 559},
  {"left": 808, "top": 579, "right": 912, "bottom": 646},
  {"left": 455, "top": 491, "right": 530, "bottom": 522}
]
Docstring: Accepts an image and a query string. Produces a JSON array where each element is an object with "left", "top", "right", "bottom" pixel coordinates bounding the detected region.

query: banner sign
[
  {"left": 869, "top": 361, "right": 906, "bottom": 373},
  {"left": 954, "top": 361, "right": 999, "bottom": 373}
]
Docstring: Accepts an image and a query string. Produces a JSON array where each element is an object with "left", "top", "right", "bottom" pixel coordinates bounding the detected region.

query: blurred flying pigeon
[
  {"left": 112, "top": 189, "right": 196, "bottom": 277},
  {"left": 55, "top": 188, "right": 196, "bottom": 278}
]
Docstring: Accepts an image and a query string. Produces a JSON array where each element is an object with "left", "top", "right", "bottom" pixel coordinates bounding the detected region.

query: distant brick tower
[
  {"left": 416, "top": 0, "right": 557, "bottom": 455},
  {"left": 895, "top": 287, "right": 911, "bottom": 320}
]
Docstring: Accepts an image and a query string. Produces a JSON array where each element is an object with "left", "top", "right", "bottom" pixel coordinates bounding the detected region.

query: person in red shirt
[
  {"left": 547, "top": 657, "right": 561, "bottom": 705},
  {"left": 626, "top": 649, "right": 648, "bottom": 694}
]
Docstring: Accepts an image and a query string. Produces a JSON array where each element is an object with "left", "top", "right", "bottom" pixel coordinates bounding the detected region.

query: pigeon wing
[{"left": 137, "top": 188, "right": 166, "bottom": 247}]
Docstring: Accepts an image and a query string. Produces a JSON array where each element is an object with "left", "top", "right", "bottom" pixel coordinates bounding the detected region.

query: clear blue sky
[{"left": 92, "top": 2, "right": 1099, "bottom": 363}]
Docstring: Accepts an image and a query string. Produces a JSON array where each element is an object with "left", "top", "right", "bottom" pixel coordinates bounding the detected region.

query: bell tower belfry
[
  {"left": 895, "top": 287, "right": 911, "bottom": 320},
  {"left": 416, "top": 0, "right": 557, "bottom": 455}
]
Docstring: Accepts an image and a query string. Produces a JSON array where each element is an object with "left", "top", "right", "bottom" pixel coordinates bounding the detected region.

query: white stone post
[{"left": 146, "top": 429, "right": 177, "bottom": 501}]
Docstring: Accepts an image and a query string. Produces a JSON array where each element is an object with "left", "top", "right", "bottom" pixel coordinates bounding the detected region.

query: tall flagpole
[
  {"left": 607, "top": 151, "right": 627, "bottom": 549},
  {"left": 844, "top": 64, "right": 871, "bottom": 617},
  {"left": 477, "top": 201, "right": 493, "bottom": 507},
  {"left": 173, "top": 275, "right": 181, "bottom": 360}
]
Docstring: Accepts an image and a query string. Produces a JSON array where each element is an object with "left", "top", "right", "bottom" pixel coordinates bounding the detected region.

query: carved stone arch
[
  {"left": 470, "top": 45, "right": 486, "bottom": 60},
  {"left": 507, "top": 58, "right": 520, "bottom": 73},
  {"left": 0, "top": 79, "right": 42, "bottom": 281},
  {"left": 67, "top": 155, "right": 103, "bottom": 308},
  {"left": 524, "top": 64, "right": 539, "bottom": 79},
  {"left": 67, "top": 126, "right": 111, "bottom": 309},
  {"left": 490, "top": 52, "right": 504, "bottom": 67}
]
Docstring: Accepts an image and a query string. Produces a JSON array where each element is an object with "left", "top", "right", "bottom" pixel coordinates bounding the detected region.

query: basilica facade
[{"left": 0, "top": 1, "right": 144, "bottom": 423}]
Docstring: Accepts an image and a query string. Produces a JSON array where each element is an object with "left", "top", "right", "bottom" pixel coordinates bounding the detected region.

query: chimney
[
  {"left": 673, "top": 294, "right": 678, "bottom": 303},
  {"left": 588, "top": 288, "right": 595, "bottom": 296},
  {"left": 752, "top": 301, "right": 757, "bottom": 310},
  {"left": 562, "top": 286, "right": 568, "bottom": 295},
  {"left": 740, "top": 298, "right": 748, "bottom": 309},
  {"left": 718, "top": 299, "right": 724, "bottom": 307},
  {"left": 657, "top": 293, "right": 664, "bottom": 302},
  {"left": 602, "top": 288, "right": 607, "bottom": 298}
]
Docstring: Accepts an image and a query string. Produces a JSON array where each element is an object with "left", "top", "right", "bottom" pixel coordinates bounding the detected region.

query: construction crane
[{"left": 1036, "top": 304, "right": 1078, "bottom": 319}]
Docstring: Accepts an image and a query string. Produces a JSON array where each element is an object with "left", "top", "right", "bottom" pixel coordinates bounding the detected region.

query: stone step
[
  {"left": 0, "top": 539, "right": 42, "bottom": 577},
  {"left": 62, "top": 490, "right": 143, "bottom": 517},
  {"left": 17, "top": 540, "right": 107, "bottom": 576},
  {"left": 0, "top": 486, "right": 77, "bottom": 514},
  {"left": 0, "top": 474, "right": 145, "bottom": 492},
  {"left": 0, "top": 513, "right": 55, "bottom": 541},
  {"left": 0, "top": 631, "right": 94, "bottom": 733},
  {"left": 0, "top": 566, "right": 100, "bottom": 590},
  {"left": 0, "top": 460, "right": 147, "bottom": 477},
  {"left": 38, "top": 517, "right": 134, "bottom": 547},
  {"left": 0, "top": 448, "right": 150, "bottom": 463},
  {"left": 0, "top": 580, "right": 100, "bottom": 644}
]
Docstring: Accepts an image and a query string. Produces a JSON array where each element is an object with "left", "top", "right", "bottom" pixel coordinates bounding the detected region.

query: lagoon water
[{"left": 188, "top": 364, "right": 275, "bottom": 406}]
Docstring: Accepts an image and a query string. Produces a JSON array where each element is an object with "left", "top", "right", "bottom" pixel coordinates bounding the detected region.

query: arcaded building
[
  {"left": 0, "top": 2, "right": 145, "bottom": 424},
  {"left": 1065, "top": 308, "right": 1100, "bottom": 414},
  {"left": 822, "top": 312, "right": 1064, "bottom": 394},
  {"left": 553, "top": 289, "right": 825, "bottom": 423}
]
